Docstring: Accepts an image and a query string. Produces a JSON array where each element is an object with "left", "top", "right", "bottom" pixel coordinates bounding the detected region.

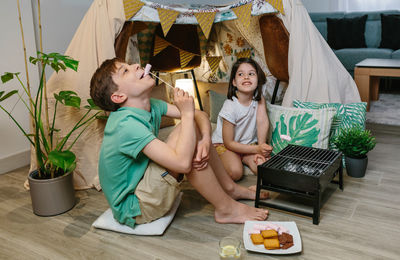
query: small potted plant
[
  {"left": 333, "top": 126, "right": 376, "bottom": 178},
  {"left": 0, "top": 52, "right": 105, "bottom": 216}
]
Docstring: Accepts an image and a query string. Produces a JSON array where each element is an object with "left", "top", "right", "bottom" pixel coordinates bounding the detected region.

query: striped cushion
[
  {"left": 267, "top": 103, "right": 336, "bottom": 155},
  {"left": 292, "top": 100, "right": 367, "bottom": 149}
]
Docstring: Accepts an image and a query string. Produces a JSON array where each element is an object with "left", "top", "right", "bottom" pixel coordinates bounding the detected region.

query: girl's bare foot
[
  {"left": 214, "top": 201, "right": 269, "bottom": 223},
  {"left": 228, "top": 184, "right": 269, "bottom": 200}
]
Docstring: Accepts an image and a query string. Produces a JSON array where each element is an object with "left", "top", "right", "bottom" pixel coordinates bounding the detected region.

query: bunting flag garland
[
  {"left": 194, "top": 12, "right": 216, "bottom": 39},
  {"left": 179, "top": 50, "right": 196, "bottom": 69},
  {"left": 123, "top": 0, "right": 144, "bottom": 20},
  {"left": 232, "top": 3, "right": 253, "bottom": 28},
  {"left": 265, "top": 0, "right": 285, "bottom": 15},
  {"left": 153, "top": 35, "right": 170, "bottom": 56},
  {"left": 152, "top": 35, "right": 201, "bottom": 68},
  {"left": 206, "top": 56, "right": 222, "bottom": 74},
  {"left": 235, "top": 49, "right": 252, "bottom": 59},
  {"left": 157, "top": 8, "right": 180, "bottom": 36}
]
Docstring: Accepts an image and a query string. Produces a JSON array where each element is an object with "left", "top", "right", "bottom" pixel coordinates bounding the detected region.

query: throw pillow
[
  {"left": 327, "top": 15, "right": 368, "bottom": 49},
  {"left": 267, "top": 103, "right": 336, "bottom": 155},
  {"left": 292, "top": 100, "right": 367, "bottom": 149},
  {"left": 380, "top": 14, "right": 400, "bottom": 50},
  {"left": 150, "top": 83, "right": 175, "bottom": 128},
  {"left": 209, "top": 90, "right": 227, "bottom": 123}
]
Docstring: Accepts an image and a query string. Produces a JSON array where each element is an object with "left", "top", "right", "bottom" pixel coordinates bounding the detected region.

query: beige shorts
[{"left": 134, "top": 161, "right": 183, "bottom": 224}]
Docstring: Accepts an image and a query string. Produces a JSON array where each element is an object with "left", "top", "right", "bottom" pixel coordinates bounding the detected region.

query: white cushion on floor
[{"left": 92, "top": 192, "right": 182, "bottom": 235}]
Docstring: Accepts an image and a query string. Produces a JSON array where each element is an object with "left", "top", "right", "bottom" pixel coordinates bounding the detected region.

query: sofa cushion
[
  {"left": 267, "top": 103, "right": 336, "bottom": 155},
  {"left": 292, "top": 100, "right": 367, "bottom": 150},
  {"left": 209, "top": 90, "right": 227, "bottom": 124},
  {"left": 310, "top": 10, "right": 400, "bottom": 48},
  {"left": 309, "top": 12, "right": 345, "bottom": 41},
  {"left": 344, "top": 11, "right": 384, "bottom": 48},
  {"left": 392, "top": 49, "right": 400, "bottom": 59},
  {"left": 380, "top": 14, "right": 400, "bottom": 50},
  {"left": 327, "top": 15, "right": 368, "bottom": 49},
  {"left": 334, "top": 48, "right": 392, "bottom": 71}
]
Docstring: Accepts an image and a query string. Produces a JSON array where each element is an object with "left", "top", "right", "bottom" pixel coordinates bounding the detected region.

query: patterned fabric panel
[
  {"left": 137, "top": 22, "right": 158, "bottom": 67},
  {"left": 267, "top": 103, "right": 336, "bottom": 155},
  {"left": 292, "top": 100, "right": 367, "bottom": 150}
]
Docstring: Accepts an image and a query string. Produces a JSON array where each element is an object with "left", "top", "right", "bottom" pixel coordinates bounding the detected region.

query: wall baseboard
[{"left": 0, "top": 149, "right": 30, "bottom": 175}]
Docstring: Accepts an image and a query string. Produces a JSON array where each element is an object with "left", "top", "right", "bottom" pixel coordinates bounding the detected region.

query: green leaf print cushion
[
  {"left": 267, "top": 103, "right": 336, "bottom": 155},
  {"left": 292, "top": 100, "right": 367, "bottom": 149}
]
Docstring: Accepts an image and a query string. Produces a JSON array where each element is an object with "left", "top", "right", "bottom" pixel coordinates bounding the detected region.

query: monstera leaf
[{"left": 271, "top": 113, "right": 320, "bottom": 155}]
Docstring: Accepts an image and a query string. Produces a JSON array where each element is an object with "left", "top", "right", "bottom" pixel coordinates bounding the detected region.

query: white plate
[{"left": 243, "top": 221, "right": 302, "bottom": 255}]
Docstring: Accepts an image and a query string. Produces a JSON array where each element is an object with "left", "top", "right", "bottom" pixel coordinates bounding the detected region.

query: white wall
[
  {"left": 0, "top": 0, "right": 92, "bottom": 174},
  {"left": 302, "top": 0, "right": 400, "bottom": 12},
  {"left": 302, "top": 0, "right": 343, "bottom": 12}
]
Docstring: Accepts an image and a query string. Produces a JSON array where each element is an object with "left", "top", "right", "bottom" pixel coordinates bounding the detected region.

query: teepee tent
[{"left": 39, "top": 0, "right": 360, "bottom": 190}]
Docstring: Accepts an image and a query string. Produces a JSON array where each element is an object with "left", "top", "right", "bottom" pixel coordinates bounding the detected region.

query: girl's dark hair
[{"left": 227, "top": 58, "right": 266, "bottom": 101}]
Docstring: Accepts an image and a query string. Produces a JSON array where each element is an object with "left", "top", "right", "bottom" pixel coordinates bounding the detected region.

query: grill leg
[
  {"left": 339, "top": 163, "right": 344, "bottom": 191},
  {"left": 313, "top": 189, "right": 321, "bottom": 225},
  {"left": 255, "top": 167, "right": 262, "bottom": 208}
]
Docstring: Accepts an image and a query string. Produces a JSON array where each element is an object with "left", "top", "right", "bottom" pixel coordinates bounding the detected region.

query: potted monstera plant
[
  {"left": 0, "top": 52, "right": 104, "bottom": 216},
  {"left": 333, "top": 126, "right": 376, "bottom": 178}
]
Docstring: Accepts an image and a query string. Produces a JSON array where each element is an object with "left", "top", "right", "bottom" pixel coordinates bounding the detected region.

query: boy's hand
[
  {"left": 173, "top": 88, "right": 194, "bottom": 118},
  {"left": 192, "top": 137, "right": 211, "bottom": 171},
  {"left": 257, "top": 143, "right": 273, "bottom": 158}
]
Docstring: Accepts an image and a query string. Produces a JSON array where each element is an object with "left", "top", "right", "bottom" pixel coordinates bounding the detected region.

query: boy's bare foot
[
  {"left": 228, "top": 184, "right": 269, "bottom": 200},
  {"left": 215, "top": 201, "right": 269, "bottom": 223}
]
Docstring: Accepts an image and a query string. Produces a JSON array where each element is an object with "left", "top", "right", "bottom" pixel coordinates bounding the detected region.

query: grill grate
[
  {"left": 263, "top": 145, "right": 342, "bottom": 176},
  {"left": 255, "top": 145, "right": 343, "bottom": 225}
]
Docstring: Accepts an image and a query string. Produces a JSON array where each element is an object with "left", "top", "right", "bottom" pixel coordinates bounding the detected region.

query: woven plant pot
[{"left": 28, "top": 170, "right": 75, "bottom": 216}]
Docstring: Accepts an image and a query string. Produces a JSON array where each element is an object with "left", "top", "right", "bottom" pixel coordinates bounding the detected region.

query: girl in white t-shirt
[{"left": 212, "top": 58, "right": 273, "bottom": 181}]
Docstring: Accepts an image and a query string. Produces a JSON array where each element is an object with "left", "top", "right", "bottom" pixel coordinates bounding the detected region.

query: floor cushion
[{"left": 92, "top": 193, "right": 182, "bottom": 235}]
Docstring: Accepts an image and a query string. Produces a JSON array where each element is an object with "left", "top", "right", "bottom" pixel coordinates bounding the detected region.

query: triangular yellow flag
[
  {"left": 235, "top": 49, "right": 251, "bottom": 59},
  {"left": 157, "top": 8, "right": 180, "bottom": 37},
  {"left": 232, "top": 3, "right": 253, "bottom": 28},
  {"left": 206, "top": 56, "right": 222, "bottom": 74},
  {"left": 194, "top": 12, "right": 216, "bottom": 39},
  {"left": 179, "top": 50, "right": 195, "bottom": 69},
  {"left": 265, "top": 0, "right": 285, "bottom": 15},
  {"left": 123, "top": 0, "right": 145, "bottom": 20},
  {"left": 153, "top": 35, "right": 170, "bottom": 56}
]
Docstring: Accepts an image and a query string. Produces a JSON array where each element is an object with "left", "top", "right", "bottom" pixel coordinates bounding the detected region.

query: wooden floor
[{"left": 1, "top": 123, "right": 400, "bottom": 259}]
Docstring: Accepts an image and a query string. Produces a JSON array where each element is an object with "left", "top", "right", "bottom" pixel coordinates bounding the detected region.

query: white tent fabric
[
  {"left": 279, "top": 0, "right": 361, "bottom": 106},
  {"left": 39, "top": 0, "right": 361, "bottom": 190}
]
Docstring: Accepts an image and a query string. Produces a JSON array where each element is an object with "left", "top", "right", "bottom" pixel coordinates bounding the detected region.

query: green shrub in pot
[
  {"left": 333, "top": 126, "right": 376, "bottom": 159},
  {"left": 333, "top": 126, "right": 376, "bottom": 178}
]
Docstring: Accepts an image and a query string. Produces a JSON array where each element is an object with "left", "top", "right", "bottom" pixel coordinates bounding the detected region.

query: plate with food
[{"left": 243, "top": 221, "right": 302, "bottom": 254}]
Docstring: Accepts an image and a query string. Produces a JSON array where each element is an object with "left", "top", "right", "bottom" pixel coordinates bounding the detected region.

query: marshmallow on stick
[{"left": 144, "top": 64, "right": 152, "bottom": 77}]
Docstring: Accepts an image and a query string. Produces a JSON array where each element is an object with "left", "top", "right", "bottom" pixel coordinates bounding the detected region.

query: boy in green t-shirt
[{"left": 90, "top": 58, "right": 269, "bottom": 228}]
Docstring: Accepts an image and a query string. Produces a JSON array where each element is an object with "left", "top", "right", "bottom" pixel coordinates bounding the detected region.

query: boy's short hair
[{"left": 90, "top": 57, "right": 123, "bottom": 111}]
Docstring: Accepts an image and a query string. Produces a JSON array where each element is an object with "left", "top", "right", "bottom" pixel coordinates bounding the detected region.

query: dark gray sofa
[{"left": 309, "top": 10, "right": 400, "bottom": 76}]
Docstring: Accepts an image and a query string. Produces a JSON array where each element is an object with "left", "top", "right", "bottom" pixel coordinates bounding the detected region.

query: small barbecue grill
[{"left": 255, "top": 144, "right": 343, "bottom": 224}]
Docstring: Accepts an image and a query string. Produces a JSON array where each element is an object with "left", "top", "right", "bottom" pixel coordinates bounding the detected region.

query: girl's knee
[{"left": 228, "top": 167, "right": 243, "bottom": 181}]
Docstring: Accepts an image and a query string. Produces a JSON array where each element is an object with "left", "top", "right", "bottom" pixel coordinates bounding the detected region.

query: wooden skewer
[{"left": 148, "top": 71, "right": 175, "bottom": 89}]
